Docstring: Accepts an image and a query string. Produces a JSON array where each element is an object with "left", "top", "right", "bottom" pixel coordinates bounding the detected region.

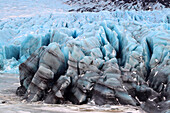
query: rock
[{"left": 65, "top": 0, "right": 169, "bottom": 12}]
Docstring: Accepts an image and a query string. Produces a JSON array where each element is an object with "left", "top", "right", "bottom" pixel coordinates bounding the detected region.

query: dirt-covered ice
[
  {"left": 0, "top": 73, "right": 144, "bottom": 113},
  {"left": 0, "top": 0, "right": 169, "bottom": 113}
]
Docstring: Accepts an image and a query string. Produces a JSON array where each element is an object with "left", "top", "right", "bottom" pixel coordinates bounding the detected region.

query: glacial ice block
[
  {"left": 0, "top": 10, "right": 167, "bottom": 113},
  {"left": 3, "top": 45, "right": 20, "bottom": 60},
  {"left": 0, "top": 46, "right": 4, "bottom": 69},
  {"left": 20, "top": 34, "right": 50, "bottom": 61}
]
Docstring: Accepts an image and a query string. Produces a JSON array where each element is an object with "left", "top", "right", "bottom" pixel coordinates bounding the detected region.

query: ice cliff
[{"left": 0, "top": 10, "right": 169, "bottom": 113}]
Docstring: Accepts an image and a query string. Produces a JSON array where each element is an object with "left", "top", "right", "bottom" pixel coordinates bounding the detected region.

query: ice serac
[
  {"left": 101, "top": 21, "right": 119, "bottom": 52},
  {"left": 16, "top": 46, "right": 46, "bottom": 96},
  {"left": 50, "top": 28, "right": 77, "bottom": 44},
  {"left": 24, "top": 43, "right": 66, "bottom": 102},
  {"left": 0, "top": 44, "right": 20, "bottom": 70},
  {"left": 10, "top": 11, "right": 170, "bottom": 113},
  {"left": 3, "top": 45, "right": 20, "bottom": 60},
  {"left": 20, "top": 34, "right": 50, "bottom": 62},
  {"left": 0, "top": 46, "right": 4, "bottom": 69},
  {"left": 93, "top": 59, "right": 137, "bottom": 106},
  {"left": 142, "top": 30, "right": 170, "bottom": 113}
]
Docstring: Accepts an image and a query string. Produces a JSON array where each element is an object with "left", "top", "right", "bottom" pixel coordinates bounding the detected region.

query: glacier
[{"left": 0, "top": 9, "right": 169, "bottom": 113}]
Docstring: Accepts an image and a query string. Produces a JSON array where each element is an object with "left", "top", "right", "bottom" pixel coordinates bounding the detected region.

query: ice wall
[{"left": 0, "top": 10, "right": 169, "bottom": 112}]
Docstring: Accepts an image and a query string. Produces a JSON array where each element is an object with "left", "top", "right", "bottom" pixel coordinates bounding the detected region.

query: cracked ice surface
[
  {"left": 0, "top": 10, "right": 169, "bottom": 71},
  {"left": 0, "top": 8, "right": 169, "bottom": 113}
]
